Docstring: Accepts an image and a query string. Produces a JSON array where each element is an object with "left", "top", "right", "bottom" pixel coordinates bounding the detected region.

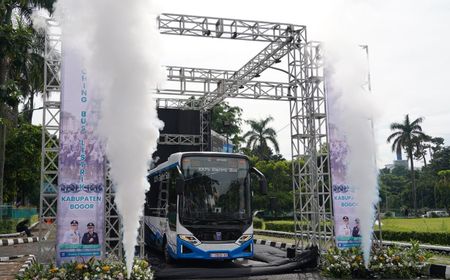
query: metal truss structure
[
  {"left": 157, "top": 13, "right": 333, "bottom": 251},
  {"left": 39, "top": 20, "right": 61, "bottom": 263},
  {"left": 39, "top": 13, "right": 333, "bottom": 263},
  {"left": 39, "top": 21, "right": 141, "bottom": 263}
]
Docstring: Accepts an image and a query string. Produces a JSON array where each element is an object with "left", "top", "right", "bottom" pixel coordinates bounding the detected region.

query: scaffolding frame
[
  {"left": 157, "top": 13, "right": 333, "bottom": 250},
  {"left": 40, "top": 13, "right": 334, "bottom": 263},
  {"left": 38, "top": 20, "right": 61, "bottom": 262}
]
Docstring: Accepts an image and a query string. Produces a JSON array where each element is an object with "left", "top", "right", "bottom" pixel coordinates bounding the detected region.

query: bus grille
[{"left": 191, "top": 229, "right": 241, "bottom": 242}]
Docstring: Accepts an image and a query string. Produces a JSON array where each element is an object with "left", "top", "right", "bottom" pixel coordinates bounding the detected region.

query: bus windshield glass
[{"left": 180, "top": 156, "right": 250, "bottom": 224}]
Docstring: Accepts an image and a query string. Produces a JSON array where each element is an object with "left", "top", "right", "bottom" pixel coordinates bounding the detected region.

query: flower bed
[
  {"left": 17, "top": 258, "right": 153, "bottom": 280},
  {"left": 321, "top": 241, "right": 430, "bottom": 279}
]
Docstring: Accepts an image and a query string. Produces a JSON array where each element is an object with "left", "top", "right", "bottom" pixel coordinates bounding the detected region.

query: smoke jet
[
  {"left": 55, "top": 0, "right": 163, "bottom": 277},
  {"left": 324, "top": 41, "right": 379, "bottom": 266}
]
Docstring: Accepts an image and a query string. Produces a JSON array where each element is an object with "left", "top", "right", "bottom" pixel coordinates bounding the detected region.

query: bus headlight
[
  {"left": 178, "top": 234, "right": 201, "bottom": 246},
  {"left": 235, "top": 234, "right": 252, "bottom": 245}
]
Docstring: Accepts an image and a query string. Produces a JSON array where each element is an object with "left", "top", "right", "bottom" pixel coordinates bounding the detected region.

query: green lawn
[{"left": 381, "top": 217, "right": 450, "bottom": 233}]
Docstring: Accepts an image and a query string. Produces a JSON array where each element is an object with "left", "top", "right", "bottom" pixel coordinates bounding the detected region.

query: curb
[
  {"left": 17, "top": 255, "right": 36, "bottom": 276},
  {"left": 0, "top": 254, "right": 27, "bottom": 262},
  {"left": 0, "top": 236, "right": 39, "bottom": 246},
  {"left": 0, "top": 227, "right": 51, "bottom": 246},
  {"left": 424, "top": 263, "right": 450, "bottom": 279},
  {"left": 254, "top": 238, "right": 295, "bottom": 250}
]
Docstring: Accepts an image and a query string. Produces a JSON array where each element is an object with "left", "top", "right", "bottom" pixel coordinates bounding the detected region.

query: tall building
[{"left": 211, "top": 130, "right": 234, "bottom": 153}]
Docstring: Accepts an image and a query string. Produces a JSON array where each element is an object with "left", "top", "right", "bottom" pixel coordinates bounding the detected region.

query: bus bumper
[{"left": 173, "top": 236, "right": 254, "bottom": 260}]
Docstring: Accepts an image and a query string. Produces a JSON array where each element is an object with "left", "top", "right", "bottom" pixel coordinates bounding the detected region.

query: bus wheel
[{"left": 163, "top": 239, "right": 174, "bottom": 264}]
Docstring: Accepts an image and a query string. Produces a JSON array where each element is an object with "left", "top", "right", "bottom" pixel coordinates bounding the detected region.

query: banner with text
[
  {"left": 56, "top": 43, "right": 105, "bottom": 264},
  {"left": 326, "top": 77, "right": 362, "bottom": 249}
]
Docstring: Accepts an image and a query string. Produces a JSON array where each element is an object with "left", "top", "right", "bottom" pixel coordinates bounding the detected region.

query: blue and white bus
[{"left": 144, "top": 152, "right": 267, "bottom": 262}]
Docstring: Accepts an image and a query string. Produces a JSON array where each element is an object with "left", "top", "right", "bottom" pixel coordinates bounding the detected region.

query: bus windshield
[{"left": 180, "top": 156, "right": 251, "bottom": 224}]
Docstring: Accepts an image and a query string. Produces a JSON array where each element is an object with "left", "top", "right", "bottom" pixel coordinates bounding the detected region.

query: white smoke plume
[
  {"left": 30, "top": 9, "right": 49, "bottom": 31},
  {"left": 54, "top": 0, "right": 163, "bottom": 277},
  {"left": 324, "top": 40, "right": 379, "bottom": 266}
]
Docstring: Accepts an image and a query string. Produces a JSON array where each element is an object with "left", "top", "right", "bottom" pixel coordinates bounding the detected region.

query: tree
[
  {"left": 3, "top": 123, "right": 41, "bottom": 206},
  {"left": 252, "top": 159, "right": 292, "bottom": 215},
  {"left": 211, "top": 102, "right": 243, "bottom": 150},
  {"left": 379, "top": 166, "right": 410, "bottom": 212},
  {"left": 430, "top": 137, "right": 445, "bottom": 155},
  {"left": 429, "top": 146, "right": 450, "bottom": 173},
  {"left": 387, "top": 114, "right": 426, "bottom": 215},
  {"left": 412, "top": 133, "right": 432, "bottom": 166},
  {"left": 437, "top": 170, "right": 450, "bottom": 210},
  {"left": 0, "top": 1, "right": 55, "bottom": 204},
  {"left": 243, "top": 116, "right": 280, "bottom": 160}
]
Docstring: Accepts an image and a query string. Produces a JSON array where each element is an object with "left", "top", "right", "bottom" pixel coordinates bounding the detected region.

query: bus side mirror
[
  {"left": 251, "top": 167, "right": 267, "bottom": 195},
  {"left": 176, "top": 178, "right": 184, "bottom": 195}
]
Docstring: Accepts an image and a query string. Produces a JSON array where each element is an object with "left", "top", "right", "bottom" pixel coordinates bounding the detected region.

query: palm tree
[
  {"left": 243, "top": 116, "right": 279, "bottom": 160},
  {"left": 387, "top": 114, "right": 426, "bottom": 216}
]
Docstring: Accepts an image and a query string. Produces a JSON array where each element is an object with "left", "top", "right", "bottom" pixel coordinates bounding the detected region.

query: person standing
[
  {"left": 63, "top": 220, "right": 81, "bottom": 244},
  {"left": 339, "top": 216, "right": 351, "bottom": 236},
  {"left": 352, "top": 218, "right": 361, "bottom": 237},
  {"left": 81, "top": 222, "right": 99, "bottom": 245}
]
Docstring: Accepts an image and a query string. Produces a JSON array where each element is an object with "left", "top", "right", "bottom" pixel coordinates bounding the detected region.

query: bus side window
[
  {"left": 168, "top": 169, "right": 178, "bottom": 231},
  {"left": 147, "top": 178, "right": 160, "bottom": 216}
]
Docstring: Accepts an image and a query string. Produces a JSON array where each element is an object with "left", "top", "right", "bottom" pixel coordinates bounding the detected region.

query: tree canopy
[{"left": 243, "top": 116, "right": 280, "bottom": 160}]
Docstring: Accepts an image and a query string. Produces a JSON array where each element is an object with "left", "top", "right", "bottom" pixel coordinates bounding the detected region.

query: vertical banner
[
  {"left": 326, "top": 76, "right": 362, "bottom": 249},
  {"left": 56, "top": 43, "right": 105, "bottom": 263}
]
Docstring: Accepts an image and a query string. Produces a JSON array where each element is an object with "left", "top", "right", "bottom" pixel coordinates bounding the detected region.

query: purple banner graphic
[
  {"left": 326, "top": 79, "right": 362, "bottom": 249},
  {"left": 56, "top": 44, "right": 105, "bottom": 264}
]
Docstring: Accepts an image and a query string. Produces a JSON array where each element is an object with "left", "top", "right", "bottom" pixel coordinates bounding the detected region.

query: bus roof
[{"left": 148, "top": 152, "right": 248, "bottom": 176}]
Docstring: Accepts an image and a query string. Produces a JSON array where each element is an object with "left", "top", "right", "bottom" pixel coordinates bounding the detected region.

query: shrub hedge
[
  {"left": 0, "top": 219, "right": 17, "bottom": 234},
  {"left": 253, "top": 217, "right": 265, "bottom": 229},
  {"left": 375, "top": 230, "right": 450, "bottom": 246},
  {"left": 0, "top": 215, "right": 38, "bottom": 234},
  {"left": 264, "top": 220, "right": 450, "bottom": 245},
  {"left": 264, "top": 220, "right": 295, "bottom": 232}
]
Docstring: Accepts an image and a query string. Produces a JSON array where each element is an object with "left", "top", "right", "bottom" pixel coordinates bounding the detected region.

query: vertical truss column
[
  {"left": 104, "top": 165, "right": 123, "bottom": 259},
  {"left": 200, "top": 111, "right": 211, "bottom": 151},
  {"left": 289, "top": 38, "right": 333, "bottom": 251},
  {"left": 39, "top": 21, "right": 61, "bottom": 263},
  {"left": 104, "top": 165, "right": 145, "bottom": 259},
  {"left": 104, "top": 180, "right": 145, "bottom": 256}
]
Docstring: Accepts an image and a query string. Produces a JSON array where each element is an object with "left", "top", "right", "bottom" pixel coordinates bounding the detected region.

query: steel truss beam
[
  {"left": 159, "top": 13, "right": 304, "bottom": 42},
  {"left": 39, "top": 22, "right": 61, "bottom": 263},
  {"left": 156, "top": 97, "right": 202, "bottom": 110},
  {"left": 158, "top": 66, "right": 293, "bottom": 101},
  {"left": 200, "top": 111, "right": 211, "bottom": 151},
  {"left": 201, "top": 35, "right": 299, "bottom": 109},
  {"left": 158, "top": 134, "right": 201, "bottom": 145},
  {"left": 104, "top": 165, "right": 122, "bottom": 258},
  {"left": 288, "top": 41, "right": 333, "bottom": 250},
  {"left": 158, "top": 25, "right": 305, "bottom": 108}
]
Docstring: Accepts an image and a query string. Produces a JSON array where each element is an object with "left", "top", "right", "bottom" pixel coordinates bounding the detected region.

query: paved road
[
  {"left": 0, "top": 224, "right": 55, "bottom": 279},
  {"left": 0, "top": 256, "right": 28, "bottom": 280},
  {"left": 0, "top": 232, "right": 441, "bottom": 280},
  {"left": 147, "top": 244, "right": 323, "bottom": 279}
]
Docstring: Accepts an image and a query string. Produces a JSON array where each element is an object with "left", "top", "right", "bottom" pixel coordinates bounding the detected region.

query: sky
[
  {"left": 153, "top": 0, "right": 450, "bottom": 168},
  {"left": 33, "top": 0, "right": 450, "bottom": 169}
]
